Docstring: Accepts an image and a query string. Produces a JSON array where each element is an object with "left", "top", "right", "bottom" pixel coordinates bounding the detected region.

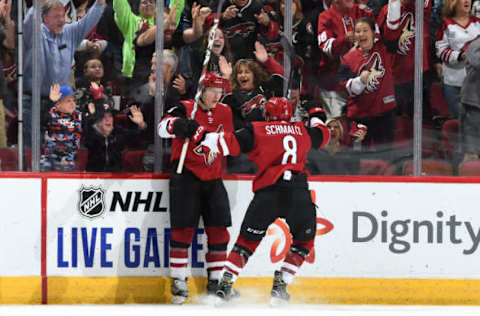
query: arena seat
[
  {"left": 25, "top": 148, "right": 31, "bottom": 171},
  {"left": 402, "top": 159, "right": 453, "bottom": 176},
  {"left": 74, "top": 148, "right": 89, "bottom": 172},
  {"left": 115, "top": 113, "right": 129, "bottom": 127},
  {"left": 459, "top": 160, "right": 480, "bottom": 176},
  {"left": 440, "top": 119, "right": 459, "bottom": 161},
  {"left": 421, "top": 122, "right": 437, "bottom": 159},
  {"left": 0, "top": 147, "right": 18, "bottom": 170},
  {"left": 394, "top": 116, "right": 413, "bottom": 147},
  {"left": 24, "top": 148, "right": 88, "bottom": 172},
  {"left": 359, "top": 159, "right": 395, "bottom": 175},
  {"left": 122, "top": 150, "right": 146, "bottom": 172}
]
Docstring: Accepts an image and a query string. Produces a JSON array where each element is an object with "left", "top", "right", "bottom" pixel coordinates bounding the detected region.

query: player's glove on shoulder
[{"left": 303, "top": 100, "right": 327, "bottom": 123}]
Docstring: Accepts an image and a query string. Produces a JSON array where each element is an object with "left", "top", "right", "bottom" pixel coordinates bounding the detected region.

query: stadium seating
[
  {"left": 24, "top": 148, "right": 88, "bottom": 172},
  {"left": 75, "top": 148, "right": 89, "bottom": 171},
  {"left": 122, "top": 150, "right": 146, "bottom": 172},
  {"left": 359, "top": 159, "right": 395, "bottom": 175},
  {"left": 459, "top": 160, "right": 480, "bottom": 176},
  {"left": 402, "top": 159, "right": 453, "bottom": 176},
  {"left": 0, "top": 147, "right": 18, "bottom": 170},
  {"left": 394, "top": 116, "right": 413, "bottom": 147},
  {"left": 440, "top": 119, "right": 459, "bottom": 161}
]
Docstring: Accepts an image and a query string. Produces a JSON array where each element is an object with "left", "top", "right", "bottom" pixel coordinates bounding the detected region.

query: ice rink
[{"left": 2, "top": 304, "right": 480, "bottom": 316}]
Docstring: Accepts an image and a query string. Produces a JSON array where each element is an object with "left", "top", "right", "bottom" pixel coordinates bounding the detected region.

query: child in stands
[
  {"left": 40, "top": 85, "right": 82, "bottom": 171},
  {"left": 83, "top": 84, "right": 147, "bottom": 172}
]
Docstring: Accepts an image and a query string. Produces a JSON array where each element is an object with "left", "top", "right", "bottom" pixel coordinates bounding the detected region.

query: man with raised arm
[
  {"left": 197, "top": 97, "right": 330, "bottom": 305},
  {"left": 22, "top": 0, "right": 106, "bottom": 146}
]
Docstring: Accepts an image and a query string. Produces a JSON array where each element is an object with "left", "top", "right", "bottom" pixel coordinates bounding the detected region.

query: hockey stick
[
  {"left": 279, "top": 34, "right": 296, "bottom": 99},
  {"left": 176, "top": 0, "right": 226, "bottom": 174}
]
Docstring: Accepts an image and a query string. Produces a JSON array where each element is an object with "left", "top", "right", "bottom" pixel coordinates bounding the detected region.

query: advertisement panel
[
  {"left": 308, "top": 181, "right": 480, "bottom": 279},
  {"left": 46, "top": 178, "right": 333, "bottom": 277},
  {"left": 47, "top": 178, "right": 480, "bottom": 279},
  {"left": 0, "top": 178, "right": 41, "bottom": 276}
]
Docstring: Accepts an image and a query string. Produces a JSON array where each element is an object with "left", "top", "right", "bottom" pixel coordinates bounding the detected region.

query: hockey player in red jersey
[
  {"left": 196, "top": 97, "right": 330, "bottom": 305},
  {"left": 157, "top": 72, "right": 235, "bottom": 304}
]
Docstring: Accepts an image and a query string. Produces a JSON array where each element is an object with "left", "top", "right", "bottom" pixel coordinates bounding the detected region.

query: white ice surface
[{"left": 2, "top": 304, "right": 480, "bottom": 316}]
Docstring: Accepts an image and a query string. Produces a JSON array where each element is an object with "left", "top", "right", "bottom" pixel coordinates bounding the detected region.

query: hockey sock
[
  {"left": 170, "top": 228, "right": 195, "bottom": 280},
  {"left": 205, "top": 226, "right": 230, "bottom": 280},
  {"left": 224, "top": 235, "right": 261, "bottom": 282},
  {"left": 280, "top": 239, "right": 314, "bottom": 284}
]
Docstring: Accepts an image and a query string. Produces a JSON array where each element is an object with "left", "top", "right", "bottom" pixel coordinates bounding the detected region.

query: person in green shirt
[{"left": 113, "top": 0, "right": 157, "bottom": 79}]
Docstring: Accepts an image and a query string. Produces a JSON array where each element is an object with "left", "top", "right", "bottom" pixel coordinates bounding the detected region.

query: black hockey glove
[
  {"left": 187, "top": 119, "right": 206, "bottom": 143},
  {"left": 302, "top": 100, "right": 327, "bottom": 123},
  {"left": 172, "top": 118, "right": 190, "bottom": 139}
]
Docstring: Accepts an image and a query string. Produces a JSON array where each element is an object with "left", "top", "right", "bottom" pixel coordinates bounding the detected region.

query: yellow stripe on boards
[
  {"left": 0, "top": 277, "right": 42, "bottom": 304},
  {"left": 5, "top": 277, "right": 480, "bottom": 305}
]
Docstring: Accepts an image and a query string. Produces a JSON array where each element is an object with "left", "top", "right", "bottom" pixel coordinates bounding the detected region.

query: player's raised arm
[{"left": 302, "top": 101, "right": 331, "bottom": 149}]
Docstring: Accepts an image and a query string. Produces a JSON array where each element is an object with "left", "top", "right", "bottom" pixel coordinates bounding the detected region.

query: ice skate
[
  {"left": 270, "top": 270, "right": 290, "bottom": 306},
  {"left": 207, "top": 278, "right": 219, "bottom": 296},
  {"left": 215, "top": 271, "right": 234, "bottom": 305},
  {"left": 171, "top": 278, "right": 188, "bottom": 305},
  {"left": 208, "top": 278, "right": 240, "bottom": 298}
]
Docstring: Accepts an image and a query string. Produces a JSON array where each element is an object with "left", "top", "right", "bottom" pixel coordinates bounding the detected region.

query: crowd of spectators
[{"left": 0, "top": 0, "right": 479, "bottom": 174}]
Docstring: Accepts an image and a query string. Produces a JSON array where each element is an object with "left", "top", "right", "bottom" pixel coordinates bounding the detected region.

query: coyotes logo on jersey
[
  {"left": 193, "top": 124, "right": 224, "bottom": 166},
  {"left": 241, "top": 94, "right": 266, "bottom": 118},
  {"left": 225, "top": 22, "right": 256, "bottom": 38},
  {"left": 359, "top": 52, "right": 385, "bottom": 94},
  {"left": 398, "top": 12, "right": 415, "bottom": 55}
]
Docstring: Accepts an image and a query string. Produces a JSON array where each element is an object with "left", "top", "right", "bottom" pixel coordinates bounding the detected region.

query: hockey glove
[
  {"left": 187, "top": 119, "right": 206, "bottom": 143},
  {"left": 303, "top": 100, "right": 327, "bottom": 123},
  {"left": 171, "top": 118, "right": 190, "bottom": 139},
  {"left": 246, "top": 106, "right": 266, "bottom": 122}
]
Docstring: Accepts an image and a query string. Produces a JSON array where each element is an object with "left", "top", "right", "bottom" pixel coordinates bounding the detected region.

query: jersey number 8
[{"left": 282, "top": 135, "right": 297, "bottom": 165}]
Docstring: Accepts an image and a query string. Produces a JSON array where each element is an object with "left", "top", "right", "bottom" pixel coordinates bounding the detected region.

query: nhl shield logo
[{"left": 78, "top": 186, "right": 105, "bottom": 218}]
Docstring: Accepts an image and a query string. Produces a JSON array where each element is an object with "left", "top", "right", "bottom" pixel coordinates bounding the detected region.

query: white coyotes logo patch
[
  {"left": 398, "top": 13, "right": 415, "bottom": 55},
  {"left": 359, "top": 52, "right": 385, "bottom": 94},
  {"left": 193, "top": 125, "right": 223, "bottom": 166}
]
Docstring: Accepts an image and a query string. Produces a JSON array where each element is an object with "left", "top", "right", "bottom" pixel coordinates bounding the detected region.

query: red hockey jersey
[
  {"left": 338, "top": 42, "right": 397, "bottom": 118},
  {"left": 210, "top": 120, "right": 328, "bottom": 192},
  {"left": 377, "top": 0, "right": 432, "bottom": 84},
  {"left": 246, "top": 122, "right": 311, "bottom": 191},
  {"left": 317, "top": 4, "right": 375, "bottom": 89},
  {"left": 159, "top": 100, "right": 234, "bottom": 180}
]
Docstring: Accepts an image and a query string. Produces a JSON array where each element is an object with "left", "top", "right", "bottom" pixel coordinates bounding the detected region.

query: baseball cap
[{"left": 59, "top": 85, "right": 74, "bottom": 99}]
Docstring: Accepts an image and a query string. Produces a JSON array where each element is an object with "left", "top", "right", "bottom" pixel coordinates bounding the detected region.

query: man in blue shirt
[{"left": 22, "top": 0, "right": 106, "bottom": 146}]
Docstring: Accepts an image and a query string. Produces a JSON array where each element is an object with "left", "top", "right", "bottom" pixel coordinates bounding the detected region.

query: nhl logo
[{"left": 78, "top": 186, "right": 105, "bottom": 218}]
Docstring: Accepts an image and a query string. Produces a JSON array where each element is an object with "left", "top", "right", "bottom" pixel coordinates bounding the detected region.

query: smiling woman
[
  {"left": 222, "top": 42, "right": 285, "bottom": 131},
  {"left": 189, "top": 27, "right": 233, "bottom": 88},
  {"left": 336, "top": 17, "right": 397, "bottom": 158}
]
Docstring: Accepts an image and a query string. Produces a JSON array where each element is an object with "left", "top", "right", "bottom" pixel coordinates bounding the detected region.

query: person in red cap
[
  {"left": 195, "top": 97, "right": 330, "bottom": 306},
  {"left": 157, "top": 71, "right": 236, "bottom": 304}
]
